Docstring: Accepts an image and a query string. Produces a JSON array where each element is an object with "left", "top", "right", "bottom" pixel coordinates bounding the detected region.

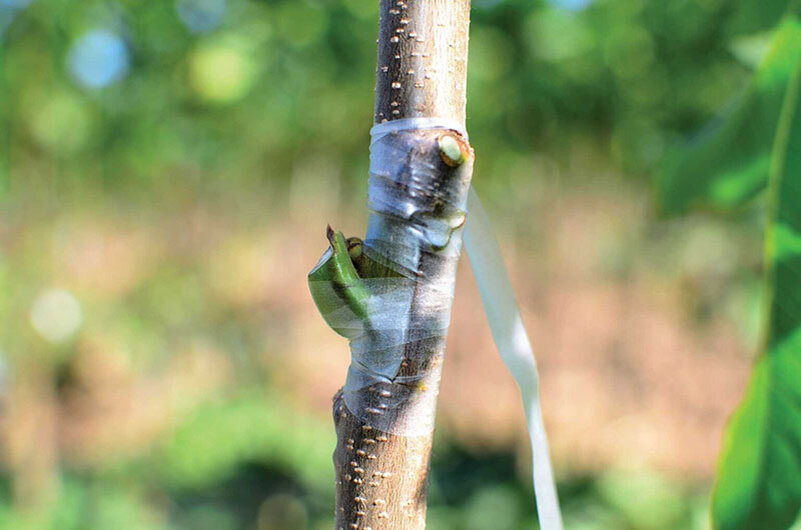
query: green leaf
[
  {"left": 712, "top": 56, "right": 801, "bottom": 530},
  {"left": 656, "top": 12, "right": 801, "bottom": 216}
]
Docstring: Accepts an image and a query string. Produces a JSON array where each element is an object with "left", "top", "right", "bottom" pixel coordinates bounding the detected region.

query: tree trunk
[{"left": 331, "top": 1, "right": 473, "bottom": 529}]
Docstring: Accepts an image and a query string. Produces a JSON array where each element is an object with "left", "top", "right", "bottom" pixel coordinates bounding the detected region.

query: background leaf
[
  {"left": 656, "top": 10, "right": 801, "bottom": 216},
  {"left": 712, "top": 55, "right": 801, "bottom": 530}
]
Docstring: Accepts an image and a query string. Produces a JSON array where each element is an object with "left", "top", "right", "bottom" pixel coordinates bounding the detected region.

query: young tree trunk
[{"left": 331, "top": 1, "right": 473, "bottom": 529}]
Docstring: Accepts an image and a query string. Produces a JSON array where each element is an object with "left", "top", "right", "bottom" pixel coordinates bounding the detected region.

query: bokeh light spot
[
  {"left": 189, "top": 41, "right": 256, "bottom": 104},
  {"left": 67, "top": 29, "right": 130, "bottom": 89},
  {"left": 29, "top": 289, "right": 83, "bottom": 344},
  {"left": 176, "top": 0, "right": 226, "bottom": 34},
  {"left": 27, "top": 89, "right": 93, "bottom": 155}
]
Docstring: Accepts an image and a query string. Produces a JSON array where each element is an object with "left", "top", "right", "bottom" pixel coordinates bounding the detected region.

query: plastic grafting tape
[
  {"left": 319, "top": 116, "right": 563, "bottom": 527},
  {"left": 336, "top": 118, "right": 470, "bottom": 435}
]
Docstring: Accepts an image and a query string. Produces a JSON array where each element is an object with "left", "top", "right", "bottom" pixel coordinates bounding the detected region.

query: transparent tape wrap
[
  {"left": 310, "top": 274, "right": 452, "bottom": 437},
  {"left": 311, "top": 117, "right": 469, "bottom": 436},
  {"left": 310, "top": 116, "right": 563, "bottom": 528}
]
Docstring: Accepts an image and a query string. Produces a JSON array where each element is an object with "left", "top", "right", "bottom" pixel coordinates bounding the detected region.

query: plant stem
[{"left": 332, "top": 1, "right": 473, "bottom": 528}]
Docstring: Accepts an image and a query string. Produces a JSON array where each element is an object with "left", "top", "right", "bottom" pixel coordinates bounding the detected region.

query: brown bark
[
  {"left": 373, "top": 0, "right": 470, "bottom": 124},
  {"left": 332, "top": 1, "right": 473, "bottom": 529}
]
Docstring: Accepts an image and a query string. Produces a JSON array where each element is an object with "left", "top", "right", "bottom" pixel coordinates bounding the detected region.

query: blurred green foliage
[
  {"left": 1, "top": 0, "right": 790, "bottom": 198},
  {"left": 1, "top": 0, "right": 798, "bottom": 528}
]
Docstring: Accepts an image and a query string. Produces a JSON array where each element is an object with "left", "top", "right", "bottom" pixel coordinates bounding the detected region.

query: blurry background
[{"left": 0, "top": 0, "right": 790, "bottom": 528}]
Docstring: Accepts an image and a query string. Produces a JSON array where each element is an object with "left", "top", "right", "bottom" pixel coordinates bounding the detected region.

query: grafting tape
[
  {"left": 311, "top": 116, "right": 563, "bottom": 528},
  {"left": 322, "top": 117, "right": 471, "bottom": 436}
]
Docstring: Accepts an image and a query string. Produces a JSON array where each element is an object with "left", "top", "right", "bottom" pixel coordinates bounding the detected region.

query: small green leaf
[
  {"left": 656, "top": 12, "right": 801, "bottom": 216},
  {"left": 307, "top": 227, "right": 372, "bottom": 338},
  {"left": 712, "top": 55, "right": 801, "bottom": 530}
]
